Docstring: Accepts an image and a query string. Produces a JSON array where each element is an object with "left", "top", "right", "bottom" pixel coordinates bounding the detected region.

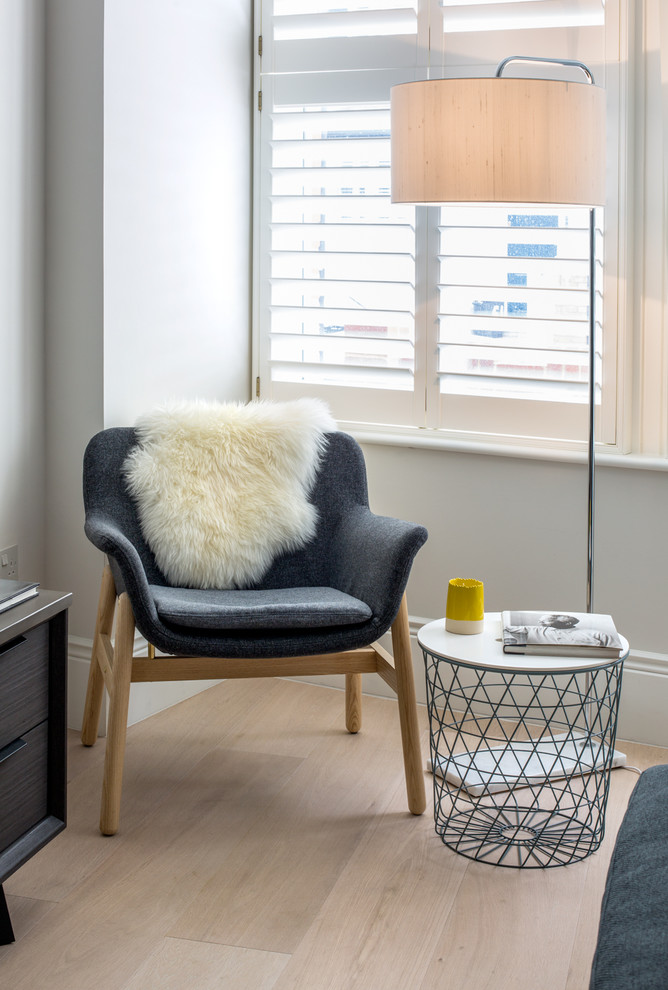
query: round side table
[{"left": 418, "top": 613, "right": 627, "bottom": 868}]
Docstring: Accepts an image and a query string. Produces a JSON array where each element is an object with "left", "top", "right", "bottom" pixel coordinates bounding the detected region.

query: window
[{"left": 254, "top": 0, "right": 620, "bottom": 449}]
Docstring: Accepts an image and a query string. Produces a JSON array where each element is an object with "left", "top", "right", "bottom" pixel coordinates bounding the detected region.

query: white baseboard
[
  {"left": 67, "top": 623, "right": 668, "bottom": 749},
  {"left": 616, "top": 651, "right": 668, "bottom": 749},
  {"left": 68, "top": 637, "right": 98, "bottom": 732}
]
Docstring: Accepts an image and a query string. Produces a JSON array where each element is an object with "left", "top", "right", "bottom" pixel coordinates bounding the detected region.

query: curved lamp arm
[{"left": 496, "top": 55, "right": 595, "bottom": 84}]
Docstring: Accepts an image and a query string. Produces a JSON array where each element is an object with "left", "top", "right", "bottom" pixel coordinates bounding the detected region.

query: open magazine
[{"left": 502, "top": 610, "right": 623, "bottom": 657}]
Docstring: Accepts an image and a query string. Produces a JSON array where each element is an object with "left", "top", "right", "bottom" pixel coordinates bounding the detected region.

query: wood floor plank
[
  {"left": 420, "top": 856, "right": 590, "bottom": 990},
  {"left": 7, "top": 679, "right": 330, "bottom": 903},
  {"left": 0, "top": 681, "right": 666, "bottom": 990},
  {"left": 272, "top": 773, "right": 469, "bottom": 990},
  {"left": 67, "top": 725, "right": 106, "bottom": 780},
  {"left": 3, "top": 893, "right": 58, "bottom": 943},
  {"left": 122, "top": 937, "right": 290, "bottom": 990},
  {"left": 211, "top": 677, "right": 345, "bottom": 757},
  {"left": 0, "top": 747, "right": 302, "bottom": 990},
  {"left": 169, "top": 692, "right": 422, "bottom": 954}
]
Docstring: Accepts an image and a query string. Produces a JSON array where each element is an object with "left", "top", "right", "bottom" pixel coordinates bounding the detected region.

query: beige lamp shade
[{"left": 390, "top": 77, "right": 606, "bottom": 206}]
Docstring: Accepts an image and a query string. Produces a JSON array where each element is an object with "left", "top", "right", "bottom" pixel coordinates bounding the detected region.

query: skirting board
[{"left": 68, "top": 629, "right": 668, "bottom": 748}]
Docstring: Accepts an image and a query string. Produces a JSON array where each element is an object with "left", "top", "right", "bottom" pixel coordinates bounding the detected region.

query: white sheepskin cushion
[{"left": 123, "top": 398, "right": 337, "bottom": 589}]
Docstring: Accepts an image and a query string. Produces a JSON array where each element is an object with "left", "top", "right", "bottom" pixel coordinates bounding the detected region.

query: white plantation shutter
[
  {"left": 257, "top": 0, "right": 423, "bottom": 424},
  {"left": 439, "top": 0, "right": 604, "bottom": 35},
  {"left": 266, "top": 105, "right": 418, "bottom": 423},
  {"left": 434, "top": 206, "right": 604, "bottom": 440},
  {"left": 255, "top": 0, "right": 616, "bottom": 444},
  {"left": 266, "top": 0, "right": 419, "bottom": 74}
]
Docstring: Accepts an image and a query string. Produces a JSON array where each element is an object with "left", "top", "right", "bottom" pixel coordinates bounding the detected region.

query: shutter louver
[
  {"left": 269, "top": 108, "right": 415, "bottom": 394},
  {"left": 263, "top": 104, "right": 419, "bottom": 421}
]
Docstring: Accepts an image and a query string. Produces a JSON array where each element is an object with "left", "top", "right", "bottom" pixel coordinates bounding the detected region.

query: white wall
[
  {"left": 361, "top": 445, "right": 668, "bottom": 650},
  {"left": 44, "top": 0, "right": 105, "bottom": 642},
  {"left": 0, "top": 0, "right": 46, "bottom": 582},
  {"left": 103, "top": 0, "right": 252, "bottom": 424},
  {"left": 44, "top": 0, "right": 253, "bottom": 728},
  {"left": 360, "top": 442, "right": 668, "bottom": 748}
]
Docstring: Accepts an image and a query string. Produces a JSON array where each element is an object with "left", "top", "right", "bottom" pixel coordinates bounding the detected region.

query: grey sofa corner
[{"left": 590, "top": 764, "right": 668, "bottom": 990}]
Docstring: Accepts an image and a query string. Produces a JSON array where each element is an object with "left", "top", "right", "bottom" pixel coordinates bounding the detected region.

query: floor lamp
[{"left": 390, "top": 57, "right": 606, "bottom": 613}]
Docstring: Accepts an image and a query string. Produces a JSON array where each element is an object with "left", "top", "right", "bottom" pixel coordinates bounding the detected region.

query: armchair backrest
[{"left": 83, "top": 428, "right": 371, "bottom": 590}]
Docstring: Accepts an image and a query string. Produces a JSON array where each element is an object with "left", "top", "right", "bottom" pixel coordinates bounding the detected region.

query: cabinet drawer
[
  {"left": 0, "top": 623, "right": 49, "bottom": 751},
  {"left": 0, "top": 721, "right": 48, "bottom": 852}
]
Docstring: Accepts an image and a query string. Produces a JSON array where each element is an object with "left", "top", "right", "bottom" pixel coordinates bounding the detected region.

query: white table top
[{"left": 417, "top": 612, "right": 629, "bottom": 673}]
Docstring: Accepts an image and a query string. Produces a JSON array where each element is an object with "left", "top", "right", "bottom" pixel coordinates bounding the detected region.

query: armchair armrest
[
  {"left": 84, "top": 511, "right": 161, "bottom": 629},
  {"left": 326, "top": 505, "right": 428, "bottom": 630}
]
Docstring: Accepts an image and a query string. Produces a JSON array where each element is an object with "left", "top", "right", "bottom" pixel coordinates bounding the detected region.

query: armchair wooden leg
[
  {"left": 391, "top": 595, "right": 426, "bottom": 815},
  {"left": 81, "top": 564, "right": 117, "bottom": 746},
  {"left": 100, "top": 592, "right": 135, "bottom": 836},
  {"left": 345, "top": 673, "right": 362, "bottom": 733}
]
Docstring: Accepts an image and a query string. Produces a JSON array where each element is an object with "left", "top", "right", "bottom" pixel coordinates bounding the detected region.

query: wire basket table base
[{"left": 422, "top": 639, "right": 625, "bottom": 869}]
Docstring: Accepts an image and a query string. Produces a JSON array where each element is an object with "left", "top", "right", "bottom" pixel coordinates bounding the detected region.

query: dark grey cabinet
[{"left": 0, "top": 590, "right": 71, "bottom": 944}]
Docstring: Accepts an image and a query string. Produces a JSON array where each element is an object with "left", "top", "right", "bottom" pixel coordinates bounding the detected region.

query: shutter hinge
[
  {"left": 258, "top": 90, "right": 262, "bottom": 112},
  {"left": 256, "top": 376, "right": 261, "bottom": 398},
  {"left": 258, "top": 35, "right": 263, "bottom": 57}
]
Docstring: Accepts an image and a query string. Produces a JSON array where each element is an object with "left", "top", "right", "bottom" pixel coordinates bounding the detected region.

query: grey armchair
[{"left": 82, "top": 427, "right": 428, "bottom": 834}]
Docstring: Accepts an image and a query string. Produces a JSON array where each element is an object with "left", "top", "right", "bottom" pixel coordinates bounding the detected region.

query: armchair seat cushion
[{"left": 150, "top": 584, "right": 373, "bottom": 630}]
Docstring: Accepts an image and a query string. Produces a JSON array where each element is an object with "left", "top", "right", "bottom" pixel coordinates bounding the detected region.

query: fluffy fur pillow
[{"left": 123, "top": 398, "right": 336, "bottom": 589}]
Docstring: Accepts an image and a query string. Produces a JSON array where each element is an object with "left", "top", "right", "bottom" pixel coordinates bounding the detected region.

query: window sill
[{"left": 345, "top": 423, "right": 668, "bottom": 472}]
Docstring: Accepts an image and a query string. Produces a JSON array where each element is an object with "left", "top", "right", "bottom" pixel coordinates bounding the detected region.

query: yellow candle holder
[{"left": 446, "top": 578, "right": 484, "bottom": 634}]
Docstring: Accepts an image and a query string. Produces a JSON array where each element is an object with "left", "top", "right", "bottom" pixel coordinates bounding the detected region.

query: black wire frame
[{"left": 422, "top": 649, "right": 625, "bottom": 868}]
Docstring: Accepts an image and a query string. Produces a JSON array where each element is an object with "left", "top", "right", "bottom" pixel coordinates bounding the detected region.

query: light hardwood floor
[{"left": 2, "top": 677, "right": 665, "bottom": 990}]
